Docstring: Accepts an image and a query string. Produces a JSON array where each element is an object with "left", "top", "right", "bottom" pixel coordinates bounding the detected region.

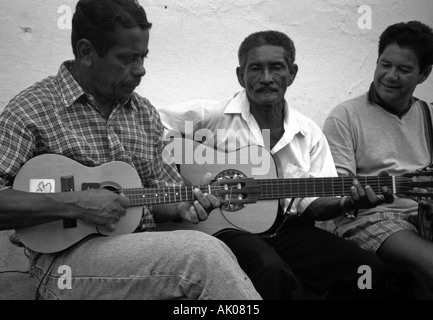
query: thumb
[
  {"left": 199, "top": 172, "right": 213, "bottom": 186},
  {"left": 118, "top": 192, "right": 131, "bottom": 207}
]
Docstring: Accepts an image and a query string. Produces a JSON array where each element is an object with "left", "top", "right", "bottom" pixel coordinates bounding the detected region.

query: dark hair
[
  {"left": 238, "top": 30, "right": 296, "bottom": 70},
  {"left": 71, "top": 0, "right": 152, "bottom": 57},
  {"left": 378, "top": 21, "right": 433, "bottom": 71}
]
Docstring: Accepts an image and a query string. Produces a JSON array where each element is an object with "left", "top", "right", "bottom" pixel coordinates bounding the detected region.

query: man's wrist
[{"left": 339, "top": 196, "right": 358, "bottom": 220}]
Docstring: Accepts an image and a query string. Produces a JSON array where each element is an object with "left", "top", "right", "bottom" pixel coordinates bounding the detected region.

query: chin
[
  {"left": 120, "top": 88, "right": 135, "bottom": 97},
  {"left": 255, "top": 96, "right": 281, "bottom": 105}
]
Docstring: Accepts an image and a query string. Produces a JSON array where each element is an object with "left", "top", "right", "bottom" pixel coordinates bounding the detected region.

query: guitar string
[
  {"left": 217, "top": 186, "right": 254, "bottom": 233},
  {"left": 123, "top": 180, "right": 427, "bottom": 196},
  {"left": 123, "top": 184, "right": 423, "bottom": 195},
  {"left": 123, "top": 184, "right": 425, "bottom": 194},
  {"left": 120, "top": 175, "right": 432, "bottom": 205},
  {"left": 123, "top": 187, "right": 429, "bottom": 204},
  {"left": 121, "top": 176, "right": 426, "bottom": 191}
]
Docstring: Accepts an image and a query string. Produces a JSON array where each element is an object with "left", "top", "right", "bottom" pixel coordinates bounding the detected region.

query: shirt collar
[
  {"left": 368, "top": 82, "right": 416, "bottom": 118},
  {"left": 223, "top": 89, "right": 305, "bottom": 150},
  {"left": 224, "top": 90, "right": 250, "bottom": 116},
  {"left": 225, "top": 90, "right": 304, "bottom": 134},
  {"left": 58, "top": 61, "right": 87, "bottom": 107},
  {"left": 58, "top": 61, "right": 134, "bottom": 111},
  {"left": 283, "top": 101, "right": 305, "bottom": 138}
]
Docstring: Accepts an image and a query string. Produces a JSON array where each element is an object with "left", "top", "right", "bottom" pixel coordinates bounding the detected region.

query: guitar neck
[
  {"left": 124, "top": 185, "right": 208, "bottom": 207},
  {"left": 256, "top": 176, "right": 395, "bottom": 199},
  {"left": 123, "top": 176, "right": 397, "bottom": 207}
]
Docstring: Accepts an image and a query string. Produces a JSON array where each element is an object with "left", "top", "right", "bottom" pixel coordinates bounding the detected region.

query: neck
[
  {"left": 70, "top": 60, "right": 114, "bottom": 118},
  {"left": 249, "top": 100, "right": 285, "bottom": 150},
  {"left": 249, "top": 101, "right": 285, "bottom": 128}
]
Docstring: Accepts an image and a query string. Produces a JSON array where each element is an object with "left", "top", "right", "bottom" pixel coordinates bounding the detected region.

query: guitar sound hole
[
  {"left": 222, "top": 203, "right": 245, "bottom": 212},
  {"left": 215, "top": 169, "right": 247, "bottom": 180},
  {"left": 103, "top": 186, "right": 119, "bottom": 193},
  {"left": 99, "top": 181, "right": 122, "bottom": 194}
]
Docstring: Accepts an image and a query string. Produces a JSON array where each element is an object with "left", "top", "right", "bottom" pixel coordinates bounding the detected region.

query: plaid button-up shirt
[{"left": 1, "top": 61, "right": 183, "bottom": 234}]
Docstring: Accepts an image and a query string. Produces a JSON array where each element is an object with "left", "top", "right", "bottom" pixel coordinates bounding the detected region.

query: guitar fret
[
  {"left": 313, "top": 178, "right": 317, "bottom": 196},
  {"left": 110, "top": 173, "right": 408, "bottom": 207},
  {"left": 341, "top": 177, "right": 344, "bottom": 197},
  {"left": 331, "top": 177, "right": 334, "bottom": 197},
  {"left": 371, "top": 176, "right": 378, "bottom": 193}
]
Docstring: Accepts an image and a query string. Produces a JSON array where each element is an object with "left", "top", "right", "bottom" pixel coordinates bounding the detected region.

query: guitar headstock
[
  {"left": 211, "top": 170, "right": 260, "bottom": 211},
  {"left": 399, "top": 171, "right": 433, "bottom": 197}
]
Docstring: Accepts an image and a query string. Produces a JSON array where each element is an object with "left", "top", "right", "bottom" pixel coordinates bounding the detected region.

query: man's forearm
[
  {"left": 300, "top": 196, "right": 355, "bottom": 221},
  {"left": 0, "top": 188, "right": 70, "bottom": 230}
]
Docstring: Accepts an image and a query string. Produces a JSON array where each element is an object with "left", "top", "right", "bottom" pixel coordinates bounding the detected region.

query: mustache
[{"left": 256, "top": 86, "right": 279, "bottom": 92}]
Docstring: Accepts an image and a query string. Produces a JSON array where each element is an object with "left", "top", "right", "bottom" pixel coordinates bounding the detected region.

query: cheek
[
  {"left": 244, "top": 77, "right": 258, "bottom": 91},
  {"left": 402, "top": 79, "right": 419, "bottom": 93},
  {"left": 245, "top": 74, "right": 259, "bottom": 85},
  {"left": 373, "top": 68, "right": 382, "bottom": 81}
]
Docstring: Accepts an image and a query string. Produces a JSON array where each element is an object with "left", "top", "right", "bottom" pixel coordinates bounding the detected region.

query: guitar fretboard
[
  {"left": 256, "top": 176, "right": 396, "bottom": 200},
  {"left": 124, "top": 185, "right": 209, "bottom": 207},
  {"left": 121, "top": 176, "right": 405, "bottom": 206}
]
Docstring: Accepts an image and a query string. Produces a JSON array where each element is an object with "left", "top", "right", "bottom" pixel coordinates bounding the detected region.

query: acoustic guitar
[{"left": 13, "top": 140, "right": 433, "bottom": 253}]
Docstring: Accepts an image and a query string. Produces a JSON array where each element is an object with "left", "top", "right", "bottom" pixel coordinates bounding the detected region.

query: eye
[
  {"left": 249, "top": 65, "right": 262, "bottom": 72},
  {"left": 120, "top": 56, "right": 135, "bottom": 64},
  {"left": 272, "top": 64, "right": 285, "bottom": 71},
  {"left": 399, "top": 67, "right": 412, "bottom": 74}
]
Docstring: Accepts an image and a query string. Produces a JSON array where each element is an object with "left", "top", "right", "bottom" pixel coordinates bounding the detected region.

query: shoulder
[
  {"left": 2, "top": 75, "right": 58, "bottom": 118},
  {"left": 131, "top": 92, "right": 158, "bottom": 116},
  {"left": 130, "top": 93, "right": 167, "bottom": 135},
  {"left": 289, "top": 106, "right": 323, "bottom": 134},
  {"left": 158, "top": 96, "right": 230, "bottom": 115},
  {"left": 332, "top": 93, "right": 369, "bottom": 114},
  {"left": 326, "top": 92, "right": 371, "bottom": 124}
]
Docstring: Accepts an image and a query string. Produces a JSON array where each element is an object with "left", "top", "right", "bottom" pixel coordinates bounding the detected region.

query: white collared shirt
[{"left": 157, "top": 90, "right": 337, "bottom": 214}]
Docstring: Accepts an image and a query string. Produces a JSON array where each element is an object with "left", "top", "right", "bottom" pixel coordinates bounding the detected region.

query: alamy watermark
[
  {"left": 56, "top": 264, "right": 373, "bottom": 291},
  {"left": 357, "top": 265, "right": 372, "bottom": 290},
  {"left": 57, "top": 5, "right": 72, "bottom": 30},
  {"left": 57, "top": 4, "right": 373, "bottom": 30},
  {"left": 358, "top": 5, "right": 372, "bottom": 30},
  {"left": 57, "top": 265, "right": 72, "bottom": 290}
]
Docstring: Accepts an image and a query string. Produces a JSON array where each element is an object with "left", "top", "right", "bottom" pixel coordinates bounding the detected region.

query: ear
[
  {"left": 236, "top": 66, "right": 246, "bottom": 88},
  {"left": 75, "top": 39, "right": 94, "bottom": 67},
  {"left": 419, "top": 65, "right": 432, "bottom": 84},
  {"left": 287, "top": 64, "right": 298, "bottom": 87}
]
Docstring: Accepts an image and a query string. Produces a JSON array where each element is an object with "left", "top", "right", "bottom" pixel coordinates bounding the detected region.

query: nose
[
  {"left": 385, "top": 67, "right": 398, "bottom": 81},
  {"left": 132, "top": 60, "right": 146, "bottom": 78},
  {"left": 260, "top": 68, "right": 273, "bottom": 85}
]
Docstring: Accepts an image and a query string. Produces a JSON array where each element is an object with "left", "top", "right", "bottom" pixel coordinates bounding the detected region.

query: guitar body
[
  {"left": 155, "top": 139, "right": 280, "bottom": 235},
  {"left": 14, "top": 154, "right": 143, "bottom": 253}
]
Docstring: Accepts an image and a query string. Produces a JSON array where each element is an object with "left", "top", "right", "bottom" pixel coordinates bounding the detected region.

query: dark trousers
[{"left": 216, "top": 217, "right": 386, "bottom": 300}]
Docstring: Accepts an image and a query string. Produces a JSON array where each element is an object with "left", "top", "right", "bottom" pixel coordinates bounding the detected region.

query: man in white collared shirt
[
  {"left": 160, "top": 89, "right": 336, "bottom": 216},
  {"left": 157, "top": 30, "right": 393, "bottom": 299}
]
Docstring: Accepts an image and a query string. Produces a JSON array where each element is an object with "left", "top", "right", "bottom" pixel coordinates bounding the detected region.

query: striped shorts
[{"left": 340, "top": 212, "right": 419, "bottom": 253}]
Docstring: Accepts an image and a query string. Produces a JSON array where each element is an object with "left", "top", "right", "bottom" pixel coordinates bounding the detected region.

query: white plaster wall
[
  {"left": 0, "top": 0, "right": 432, "bottom": 128},
  {"left": 0, "top": 0, "right": 433, "bottom": 272}
]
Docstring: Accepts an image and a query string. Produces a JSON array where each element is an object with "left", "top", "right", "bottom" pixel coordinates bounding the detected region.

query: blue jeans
[{"left": 29, "top": 230, "right": 262, "bottom": 300}]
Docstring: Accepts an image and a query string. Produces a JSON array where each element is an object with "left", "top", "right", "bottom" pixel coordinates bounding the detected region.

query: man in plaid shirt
[{"left": 0, "top": 0, "right": 261, "bottom": 300}]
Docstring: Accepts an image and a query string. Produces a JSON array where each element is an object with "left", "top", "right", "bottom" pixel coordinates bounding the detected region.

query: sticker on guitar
[{"left": 30, "top": 179, "right": 55, "bottom": 193}]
